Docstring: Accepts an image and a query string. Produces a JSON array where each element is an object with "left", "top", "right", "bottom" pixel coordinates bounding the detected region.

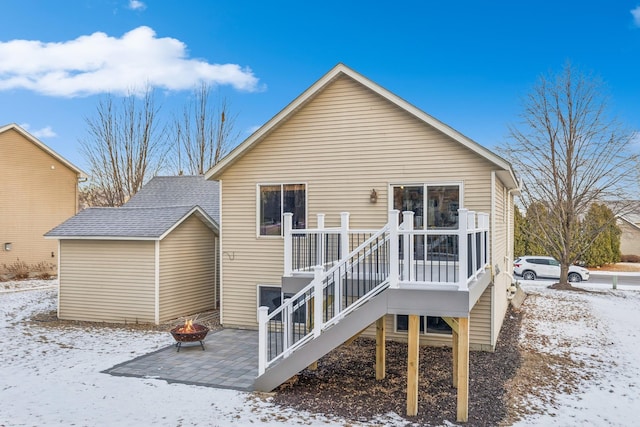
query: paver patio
[{"left": 104, "top": 329, "right": 258, "bottom": 391}]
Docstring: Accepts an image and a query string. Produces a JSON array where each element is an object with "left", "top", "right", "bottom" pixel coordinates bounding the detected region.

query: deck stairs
[{"left": 254, "top": 209, "right": 489, "bottom": 391}]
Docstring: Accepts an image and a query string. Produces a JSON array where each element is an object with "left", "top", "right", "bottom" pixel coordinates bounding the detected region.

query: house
[
  {"left": 45, "top": 176, "right": 219, "bottom": 324},
  {"left": 604, "top": 201, "right": 640, "bottom": 258},
  {"left": 0, "top": 123, "right": 86, "bottom": 274},
  {"left": 204, "top": 64, "right": 519, "bottom": 420},
  {"left": 617, "top": 215, "right": 640, "bottom": 257}
]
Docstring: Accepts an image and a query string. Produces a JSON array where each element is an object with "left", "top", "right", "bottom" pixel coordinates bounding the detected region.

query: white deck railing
[{"left": 259, "top": 209, "right": 490, "bottom": 374}]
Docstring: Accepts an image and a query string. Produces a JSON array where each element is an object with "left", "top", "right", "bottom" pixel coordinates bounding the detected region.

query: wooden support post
[
  {"left": 376, "top": 316, "right": 386, "bottom": 380},
  {"left": 456, "top": 317, "right": 469, "bottom": 423},
  {"left": 406, "top": 314, "right": 420, "bottom": 416},
  {"left": 441, "top": 317, "right": 460, "bottom": 388},
  {"left": 452, "top": 328, "right": 458, "bottom": 388}
]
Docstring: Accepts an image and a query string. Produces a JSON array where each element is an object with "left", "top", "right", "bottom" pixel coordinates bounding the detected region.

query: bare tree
[
  {"left": 503, "top": 63, "right": 638, "bottom": 287},
  {"left": 80, "top": 88, "right": 169, "bottom": 206},
  {"left": 173, "top": 83, "right": 239, "bottom": 175}
]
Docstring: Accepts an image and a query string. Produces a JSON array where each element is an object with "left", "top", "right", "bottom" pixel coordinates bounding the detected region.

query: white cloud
[
  {"left": 0, "top": 26, "right": 261, "bottom": 97},
  {"left": 19, "top": 123, "right": 57, "bottom": 139},
  {"left": 632, "top": 6, "right": 640, "bottom": 27},
  {"left": 128, "top": 0, "right": 146, "bottom": 11}
]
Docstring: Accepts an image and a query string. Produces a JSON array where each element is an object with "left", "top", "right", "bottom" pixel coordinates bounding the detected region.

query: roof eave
[{"left": 44, "top": 235, "right": 160, "bottom": 241}]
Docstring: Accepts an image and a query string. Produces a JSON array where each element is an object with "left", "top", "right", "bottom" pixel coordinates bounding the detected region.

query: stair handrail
[{"left": 259, "top": 214, "right": 396, "bottom": 374}]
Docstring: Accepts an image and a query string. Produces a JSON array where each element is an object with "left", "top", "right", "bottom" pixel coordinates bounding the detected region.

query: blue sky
[{"left": 1, "top": 0, "right": 639, "bottom": 172}]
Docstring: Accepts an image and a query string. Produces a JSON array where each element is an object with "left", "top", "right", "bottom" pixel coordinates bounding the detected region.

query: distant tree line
[{"left": 515, "top": 202, "right": 621, "bottom": 267}]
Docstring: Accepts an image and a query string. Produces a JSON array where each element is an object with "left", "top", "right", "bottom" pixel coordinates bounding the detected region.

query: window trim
[{"left": 256, "top": 182, "right": 308, "bottom": 238}]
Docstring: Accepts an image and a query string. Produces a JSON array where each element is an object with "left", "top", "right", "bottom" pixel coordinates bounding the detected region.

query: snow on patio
[{"left": 1, "top": 278, "right": 639, "bottom": 426}]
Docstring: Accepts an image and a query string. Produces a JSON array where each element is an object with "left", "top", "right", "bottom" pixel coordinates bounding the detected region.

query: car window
[
  {"left": 549, "top": 259, "right": 560, "bottom": 267},
  {"left": 530, "top": 259, "right": 544, "bottom": 265}
]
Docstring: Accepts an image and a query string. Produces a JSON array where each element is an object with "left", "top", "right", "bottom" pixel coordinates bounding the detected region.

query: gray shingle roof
[
  {"left": 45, "top": 206, "right": 205, "bottom": 238},
  {"left": 45, "top": 175, "right": 219, "bottom": 239},
  {"left": 125, "top": 175, "right": 219, "bottom": 223}
]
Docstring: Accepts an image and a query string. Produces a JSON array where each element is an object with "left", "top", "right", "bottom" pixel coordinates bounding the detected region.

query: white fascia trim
[{"left": 45, "top": 236, "right": 160, "bottom": 241}]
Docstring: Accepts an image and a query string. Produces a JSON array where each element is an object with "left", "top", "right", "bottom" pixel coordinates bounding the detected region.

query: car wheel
[
  {"left": 568, "top": 272, "right": 582, "bottom": 283},
  {"left": 522, "top": 271, "right": 536, "bottom": 280}
]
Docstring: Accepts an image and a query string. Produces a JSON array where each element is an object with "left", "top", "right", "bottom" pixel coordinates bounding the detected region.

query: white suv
[{"left": 513, "top": 256, "right": 589, "bottom": 282}]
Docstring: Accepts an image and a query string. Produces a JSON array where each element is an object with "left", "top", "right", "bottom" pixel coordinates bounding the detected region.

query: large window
[
  {"left": 393, "top": 184, "right": 460, "bottom": 229},
  {"left": 259, "top": 184, "right": 306, "bottom": 236}
]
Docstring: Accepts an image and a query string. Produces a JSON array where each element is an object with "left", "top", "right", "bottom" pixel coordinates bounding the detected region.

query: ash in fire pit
[{"left": 170, "top": 319, "right": 209, "bottom": 352}]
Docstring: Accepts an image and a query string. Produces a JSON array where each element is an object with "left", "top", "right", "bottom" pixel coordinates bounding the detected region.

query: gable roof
[
  {"left": 44, "top": 205, "right": 215, "bottom": 240},
  {"left": 0, "top": 123, "right": 87, "bottom": 179},
  {"left": 204, "top": 63, "right": 519, "bottom": 190},
  {"left": 45, "top": 175, "right": 219, "bottom": 240},
  {"left": 617, "top": 215, "right": 640, "bottom": 231},
  {"left": 125, "top": 175, "right": 220, "bottom": 223}
]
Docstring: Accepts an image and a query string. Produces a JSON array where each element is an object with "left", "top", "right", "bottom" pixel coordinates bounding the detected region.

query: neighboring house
[
  {"left": 205, "top": 64, "right": 519, "bottom": 419},
  {"left": 0, "top": 123, "right": 86, "bottom": 272},
  {"left": 45, "top": 176, "right": 219, "bottom": 324},
  {"left": 617, "top": 215, "right": 640, "bottom": 257},
  {"left": 604, "top": 201, "right": 640, "bottom": 257}
]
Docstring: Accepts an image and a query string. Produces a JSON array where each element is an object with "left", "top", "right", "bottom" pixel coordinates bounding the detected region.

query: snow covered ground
[
  {"left": 511, "top": 279, "right": 640, "bottom": 427},
  {"left": 1, "top": 278, "right": 639, "bottom": 426}
]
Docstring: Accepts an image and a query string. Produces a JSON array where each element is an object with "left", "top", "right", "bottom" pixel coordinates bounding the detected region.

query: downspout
[
  {"left": 490, "top": 171, "right": 496, "bottom": 347},
  {"left": 154, "top": 240, "right": 160, "bottom": 325},
  {"left": 56, "top": 240, "right": 61, "bottom": 319},
  {"left": 218, "top": 180, "right": 224, "bottom": 326}
]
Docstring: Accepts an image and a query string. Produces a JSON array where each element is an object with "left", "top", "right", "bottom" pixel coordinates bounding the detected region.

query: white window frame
[
  {"left": 256, "top": 182, "right": 308, "bottom": 238},
  {"left": 388, "top": 182, "right": 464, "bottom": 229}
]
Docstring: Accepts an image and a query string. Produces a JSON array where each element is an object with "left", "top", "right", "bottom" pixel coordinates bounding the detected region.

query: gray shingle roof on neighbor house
[{"left": 45, "top": 175, "right": 219, "bottom": 239}]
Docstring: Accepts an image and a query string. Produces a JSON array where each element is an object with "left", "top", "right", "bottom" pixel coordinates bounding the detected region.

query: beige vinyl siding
[
  {"left": 490, "top": 178, "right": 512, "bottom": 345},
  {"left": 58, "top": 240, "right": 156, "bottom": 323},
  {"left": 0, "top": 128, "right": 78, "bottom": 268},
  {"left": 619, "top": 219, "right": 640, "bottom": 256},
  {"left": 159, "top": 215, "right": 217, "bottom": 322},
  {"left": 219, "top": 75, "right": 498, "bottom": 332}
]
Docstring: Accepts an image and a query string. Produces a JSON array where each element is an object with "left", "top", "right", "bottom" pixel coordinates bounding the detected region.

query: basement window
[
  {"left": 395, "top": 315, "right": 452, "bottom": 335},
  {"left": 258, "top": 285, "right": 282, "bottom": 320}
]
